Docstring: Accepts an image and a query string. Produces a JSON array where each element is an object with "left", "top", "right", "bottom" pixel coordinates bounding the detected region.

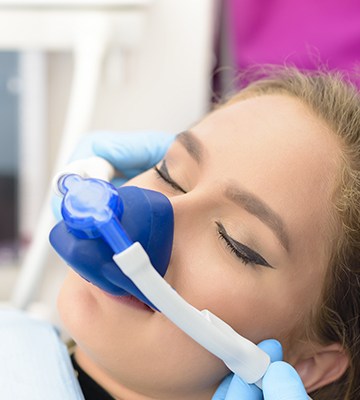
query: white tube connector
[{"left": 52, "top": 156, "right": 116, "bottom": 197}]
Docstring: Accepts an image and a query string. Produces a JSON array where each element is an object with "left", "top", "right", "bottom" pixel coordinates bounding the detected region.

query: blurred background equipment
[{"left": 0, "top": 52, "right": 19, "bottom": 265}]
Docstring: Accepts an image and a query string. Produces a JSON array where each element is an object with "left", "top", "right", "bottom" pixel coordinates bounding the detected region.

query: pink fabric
[{"left": 227, "top": 0, "right": 360, "bottom": 85}]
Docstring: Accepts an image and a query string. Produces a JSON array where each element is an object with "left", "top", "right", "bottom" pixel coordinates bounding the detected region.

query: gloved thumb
[
  {"left": 211, "top": 339, "right": 283, "bottom": 400},
  {"left": 257, "top": 339, "right": 283, "bottom": 363},
  {"left": 263, "top": 361, "right": 308, "bottom": 400}
]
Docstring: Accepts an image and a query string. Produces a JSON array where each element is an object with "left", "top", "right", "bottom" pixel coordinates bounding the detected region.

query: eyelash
[
  {"left": 216, "top": 222, "right": 272, "bottom": 268},
  {"left": 153, "top": 162, "right": 273, "bottom": 268},
  {"left": 217, "top": 228, "right": 253, "bottom": 265},
  {"left": 153, "top": 162, "right": 187, "bottom": 193}
]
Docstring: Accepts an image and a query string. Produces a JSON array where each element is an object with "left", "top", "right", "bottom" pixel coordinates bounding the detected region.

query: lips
[{"left": 103, "top": 292, "right": 155, "bottom": 312}]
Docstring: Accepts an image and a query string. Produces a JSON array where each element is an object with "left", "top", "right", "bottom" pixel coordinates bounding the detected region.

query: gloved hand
[
  {"left": 52, "top": 131, "right": 175, "bottom": 219},
  {"left": 83, "top": 131, "right": 175, "bottom": 186},
  {"left": 212, "top": 339, "right": 309, "bottom": 400}
]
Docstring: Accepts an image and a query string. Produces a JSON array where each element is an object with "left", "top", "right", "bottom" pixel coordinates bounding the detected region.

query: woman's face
[{"left": 58, "top": 95, "right": 341, "bottom": 400}]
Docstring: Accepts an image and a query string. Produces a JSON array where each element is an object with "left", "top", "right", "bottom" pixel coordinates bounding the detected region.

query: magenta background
[{"left": 227, "top": 0, "right": 360, "bottom": 85}]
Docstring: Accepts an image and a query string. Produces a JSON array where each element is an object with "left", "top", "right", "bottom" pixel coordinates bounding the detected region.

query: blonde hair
[{"left": 223, "top": 67, "right": 360, "bottom": 400}]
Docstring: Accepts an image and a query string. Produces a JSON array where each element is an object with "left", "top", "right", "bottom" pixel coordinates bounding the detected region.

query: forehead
[
  {"left": 192, "top": 94, "right": 340, "bottom": 184},
  {"left": 196, "top": 94, "right": 332, "bottom": 154},
  {"left": 190, "top": 94, "right": 341, "bottom": 258}
]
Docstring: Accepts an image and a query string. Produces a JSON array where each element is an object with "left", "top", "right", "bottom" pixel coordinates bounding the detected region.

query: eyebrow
[
  {"left": 176, "top": 130, "right": 290, "bottom": 252},
  {"left": 225, "top": 187, "right": 290, "bottom": 252},
  {"left": 175, "top": 131, "right": 203, "bottom": 164}
]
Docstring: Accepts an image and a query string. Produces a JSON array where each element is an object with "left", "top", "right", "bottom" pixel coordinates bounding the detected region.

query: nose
[
  {"left": 161, "top": 189, "right": 211, "bottom": 283},
  {"left": 169, "top": 191, "right": 206, "bottom": 217}
]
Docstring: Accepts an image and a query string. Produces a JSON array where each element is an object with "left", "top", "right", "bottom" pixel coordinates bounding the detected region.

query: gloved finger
[
  {"left": 92, "top": 131, "right": 175, "bottom": 171},
  {"left": 211, "top": 339, "right": 283, "bottom": 400},
  {"left": 211, "top": 372, "right": 263, "bottom": 400},
  {"left": 68, "top": 132, "right": 104, "bottom": 161},
  {"left": 224, "top": 375, "right": 262, "bottom": 400},
  {"left": 263, "top": 361, "right": 308, "bottom": 400},
  {"left": 257, "top": 339, "right": 283, "bottom": 362},
  {"left": 211, "top": 374, "right": 233, "bottom": 400}
]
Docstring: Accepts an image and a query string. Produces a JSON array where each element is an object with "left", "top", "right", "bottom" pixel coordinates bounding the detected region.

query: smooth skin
[{"left": 58, "top": 95, "right": 347, "bottom": 399}]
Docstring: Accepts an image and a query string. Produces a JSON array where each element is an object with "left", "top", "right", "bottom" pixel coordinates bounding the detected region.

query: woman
[{"left": 55, "top": 68, "right": 360, "bottom": 399}]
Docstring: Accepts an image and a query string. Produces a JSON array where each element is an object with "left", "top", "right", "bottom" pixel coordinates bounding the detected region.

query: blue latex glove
[
  {"left": 52, "top": 131, "right": 175, "bottom": 219},
  {"left": 212, "top": 340, "right": 309, "bottom": 400},
  {"left": 70, "top": 130, "right": 175, "bottom": 186}
]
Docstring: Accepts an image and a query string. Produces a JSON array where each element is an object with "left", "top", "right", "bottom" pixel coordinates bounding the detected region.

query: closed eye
[
  {"left": 153, "top": 160, "right": 187, "bottom": 193},
  {"left": 154, "top": 160, "right": 273, "bottom": 269},
  {"left": 216, "top": 222, "right": 273, "bottom": 268}
]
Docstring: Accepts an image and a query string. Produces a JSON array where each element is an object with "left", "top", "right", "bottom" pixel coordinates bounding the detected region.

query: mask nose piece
[
  {"left": 50, "top": 175, "right": 174, "bottom": 308},
  {"left": 116, "top": 185, "right": 174, "bottom": 278}
]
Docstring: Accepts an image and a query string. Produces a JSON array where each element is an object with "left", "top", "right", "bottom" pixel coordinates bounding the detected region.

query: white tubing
[
  {"left": 115, "top": 244, "right": 314, "bottom": 398},
  {"left": 113, "top": 242, "right": 270, "bottom": 384}
]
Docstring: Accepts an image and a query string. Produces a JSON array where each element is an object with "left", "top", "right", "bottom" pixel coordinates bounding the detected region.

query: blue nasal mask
[
  {"left": 49, "top": 157, "right": 272, "bottom": 389},
  {"left": 50, "top": 174, "right": 173, "bottom": 310}
]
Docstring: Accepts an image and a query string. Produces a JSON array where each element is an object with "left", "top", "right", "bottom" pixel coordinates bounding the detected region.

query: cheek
[
  {"left": 57, "top": 271, "right": 109, "bottom": 346},
  {"left": 167, "top": 235, "right": 306, "bottom": 347},
  {"left": 57, "top": 271, "right": 93, "bottom": 334}
]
